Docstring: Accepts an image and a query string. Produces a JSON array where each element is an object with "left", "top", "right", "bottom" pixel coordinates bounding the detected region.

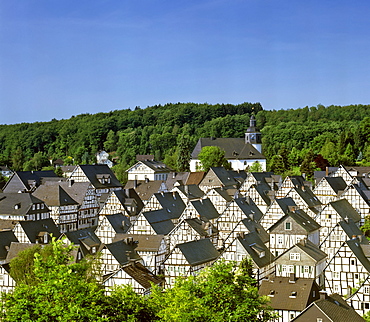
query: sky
[{"left": 1, "top": 0, "right": 370, "bottom": 125}]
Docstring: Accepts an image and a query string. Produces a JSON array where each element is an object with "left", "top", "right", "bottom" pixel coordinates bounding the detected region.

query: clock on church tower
[{"left": 245, "top": 115, "right": 262, "bottom": 153}]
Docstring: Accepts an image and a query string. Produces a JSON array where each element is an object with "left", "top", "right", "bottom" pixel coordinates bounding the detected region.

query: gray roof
[
  {"left": 64, "top": 228, "right": 103, "bottom": 256},
  {"left": 75, "top": 164, "right": 122, "bottom": 189},
  {"left": 177, "top": 238, "right": 220, "bottom": 266},
  {"left": 165, "top": 172, "right": 190, "bottom": 190},
  {"left": 0, "top": 230, "right": 18, "bottom": 260},
  {"left": 190, "top": 198, "right": 219, "bottom": 221},
  {"left": 185, "top": 218, "right": 218, "bottom": 237},
  {"left": 19, "top": 218, "right": 61, "bottom": 243},
  {"left": 121, "top": 262, "right": 163, "bottom": 289},
  {"left": 234, "top": 197, "right": 264, "bottom": 222},
  {"left": 124, "top": 180, "right": 164, "bottom": 201},
  {"left": 105, "top": 239, "right": 142, "bottom": 265},
  {"left": 268, "top": 210, "right": 321, "bottom": 234},
  {"left": 346, "top": 237, "right": 370, "bottom": 273},
  {"left": 239, "top": 218, "right": 269, "bottom": 244},
  {"left": 291, "top": 186, "right": 322, "bottom": 208},
  {"left": 274, "top": 197, "right": 299, "bottom": 215},
  {"left": 113, "top": 234, "right": 165, "bottom": 252},
  {"left": 191, "top": 138, "right": 265, "bottom": 160},
  {"left": 236, "top": 231, "right": 275, "bottom": 268},
  {"left": 127, "top": 160, "right": 172, "bottom": 173},
  {"left": 293, "top": 293, "right": 365, "bottom": 322},
  {"left": 324, "top": 177, "right": 348, "bottom": 193},
  {"left": 174, "top": 184, "right": 204, "bottom": 200},
  {"left": 33, "top": 185, "right": 78, "bottom": 207},
  {"left": 143, "top": 209, "right": 175, "bottom": 235},
  {"left": 104, "top": 213, "right": 131, "bottom": 234},
  {"left": 202, "top": 167, "right": 239, "bottom": 188},
  {"left": 285, "top": 239, "right": 327, "bottom": 263},
  {"left": 259, "top": 276, "right": 320, "bottom": 311},
  {"left": 0, "top": 193, "right": 50, "bottom": 217},
  {"left": 154, "top": 192, "right": 186, "bottom": 219},
  {"left": 3, "top": 170, "right": 58, "bottom": 192},
  {"left": 329, "top": 199, "right": 362, "bottom": 223},
  {"left": 4, "top": 242, "right": 38, "bottom": 264}
]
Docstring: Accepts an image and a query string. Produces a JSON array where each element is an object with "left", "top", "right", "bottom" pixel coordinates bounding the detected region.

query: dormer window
[
  {"left": 289, "top": 291, "right": 297, "bottom": 298},
  {"left": 14, "top": 204, "right": 20, "bottom": 210}
]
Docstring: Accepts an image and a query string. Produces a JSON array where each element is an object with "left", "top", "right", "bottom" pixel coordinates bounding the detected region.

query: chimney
[
  {"left": 134, "top": 179, "right": 137, "bottom": 189},
  {"left": 69, "top": 179, "right": 74, "bottom": 187},
  {"left": 172, "top": 172, "right": 176, "bottom": 179},
  {"left": 326, "top": 167, "right": 329, "bottom": 177},
  {"left": 319, "top": 290, "right": 327, "bottom": 300},
  {"left": 145, "top": 177, "right": 149, "bottom": 183},
  {"left": 299, "top": 238, "right": 307, "bottom": 246},
  {"left": 289, "top": 273, "right": 296, "bottom": 283}
]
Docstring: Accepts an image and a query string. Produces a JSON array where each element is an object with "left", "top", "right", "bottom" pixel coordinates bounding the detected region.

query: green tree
[
  {"left": 104, "top": 130, "right": 118, "bottom": 152},
  {"left": 149, "top": 259, "right": 277, "bottom": 322},
  {"left": 176, "top": 134, "right": 191, "bottom": 172},
  {"left": 198, "top": 146, "right": 230, "bottom": 172},
  {"left": 23, "top": 152, "right": 49, "bottom": 171},
  {"left": 249, "top": 161, "right": 263, "bottom": 172},
  {"left": 1, "top": 238, "right": 106, "bottom": 321},
  {"left": 11, "top": 147, "right": 24, "bottom": 171},
  {"left": 300, "top": 149, "right": 316, "bottom": 180},
  {"left": 268, "top": 155, "right": 285, "bottom": 175}
]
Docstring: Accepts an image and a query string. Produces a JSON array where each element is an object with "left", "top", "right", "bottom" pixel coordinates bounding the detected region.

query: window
[
  {"left": 290, "top": 253, "right": 300, "bottom": 261},
  {"left": 278, "top": 236, "right": 283, "bottom": 244},
  {"left": 317, "top": 319, "right": 323, "bottom": 322},
  {"left": 364, "top": 286, "right": 370, "bottom": 294},
  {"left": 285, "top": 222, "right": 291, "bottom": 230}
]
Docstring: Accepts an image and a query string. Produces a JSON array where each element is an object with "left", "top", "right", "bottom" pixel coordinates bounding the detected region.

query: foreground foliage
[{"left": 1, "top": 239, "right": 276, "bottom": 321}]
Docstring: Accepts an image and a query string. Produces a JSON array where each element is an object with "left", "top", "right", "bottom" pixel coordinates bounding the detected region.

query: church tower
[{"left": 245, "top": 115, "right": 262, "bottom": 153}]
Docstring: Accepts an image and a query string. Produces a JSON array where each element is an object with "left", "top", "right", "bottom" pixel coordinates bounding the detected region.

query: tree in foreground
[
  {"left": 149, "top": 259, "right": 277, "bottom": 322},
  {"left": 1, "top": 238, "right": 106, "bottom": 322},
  {"left": 197, "top": 146, "right": 231, "bottom": 172}
]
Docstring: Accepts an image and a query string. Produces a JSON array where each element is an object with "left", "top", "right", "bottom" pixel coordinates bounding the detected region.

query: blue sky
[{"left": 1, "top": 0, "right": 369, "bottom": 125}]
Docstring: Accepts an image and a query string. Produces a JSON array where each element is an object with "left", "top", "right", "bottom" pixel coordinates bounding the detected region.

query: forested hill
[{"left": 0, "top": 102, "right": 369, "bottom": 181}]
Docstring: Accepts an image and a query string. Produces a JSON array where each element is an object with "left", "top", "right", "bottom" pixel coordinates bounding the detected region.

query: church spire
[{"left": 245, "top": 114, "right": 262, "bottom": 153}]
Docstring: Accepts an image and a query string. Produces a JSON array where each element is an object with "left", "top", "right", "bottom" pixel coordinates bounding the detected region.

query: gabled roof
[
  {"left": 268, "top": 210, "right": 321, "bottom": 234},
  {"left": 0, "top": 193, "right": 49, "bottom": 216},
  {"left": 0, "top": 230, "right": 18, "bottom": 260},
  {"left": 76, "top": 165, "right": 122, "bottom": 189},
  {"left": 251, "top": 184, "right": 273, "bottom": 206},
  {"left": 64, "top": 228, "right": 103, "bottom": 256},
  {"left": 121, "top": 262, "right": 163, "bottom": 289},
  {"left": 293, "top": 293, "right": 365, "bottom": 322},
  {"left": 346, "top": 237, "right": 370, "bottom": 273},
  {"left": 274, "top": 197, "right": 299, "bottom": 215},
  {"left": 33, "top": 185, "right": 78, "bottom": 207},
  {"left": 339, "top": 219, "right": 363, "bottom": 240},
  {"left": 259, "top": 276, "right": 319, "bottom": 311},
  {"left": 239, "top": 218, "right": 269, "bottom": 244},
  {"left": 190, "top": 198, "right": 219, "bottom": 221},
  {"left": 4, "top": 242, "right": 38, "bottom": 264},
  {"left": 323, "top": 177, "right": 348, "bottom": 194},
  {"left": 328, "top": 199, "right": 361, "bottom": 223},
  {"left": 18, "top": 218, "right": 61, "bottom": 243},
  {"left": 290, "top": 186, "right": 321, "bottom": 208},
  {"left": 234, "top": 197, "right": 264, "bottom": 222},
  {"left": 124, "top": 180, "right": 164, "bottom": 201},
  {"left": 177, "top": 238, "right": 220, "bottom": 266},
  {"left": 113, "top": 234, "right": 165, "bottom": 252},
  {"left": 105, "top": 239, "right": 141, "bottom": 265},
  {"left": 208, "top": 187, "right": 233, "bottom": 202},
  {"left": 154, "top": 192, "right": 186, "bottom": 219},
  {"left": 41, "top": 181, "right": 93, "bottom": 205},
  {"left": 127, "top": 160, "right": 172, "bottom": 173},
  {"left": 165, "top": 172, "right": 190, "bottom": 190},
  {"left": 104, "top": 213, "right": 131, "bottom": 234},
  {"left": 186, "top": 172, "right": 206, "bottom": 185},
  {"left": 235, "top": 231, "right": 275, "bottom": 268},
  {"left": 174, "top": 184, "right": 204, "bottom": 200},
  {"left": 3, "top": 170, "right": 58, "bottom": 192},
  {"left": 185, "top": 218, "right": 218, "bottom": 237},
  {"left": 277, "top": 239, "right": 327, "bottom": 263},
  {"left": 143, "top": 209, "right": 175, "bottom": 235},
  {"left": 203, "top": 167, "right": 239, "bottom": 187},
  {"left": 191, "top": 138, "right": 265, "bottom": 160}
]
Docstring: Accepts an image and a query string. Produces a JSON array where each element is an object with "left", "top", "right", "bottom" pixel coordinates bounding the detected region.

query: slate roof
[
  {"left": 143, "top": 209, "right": 176, "bottom": 235},
  {"left": 104, "top": 213, "right": 131, "bottom": 234},
  {"left": 293, "top": 293, "right": 365, "bottom": 322},
  {"left": 190, "top": 198, "right": 220, "bottom": 221},
  {"left": 291, "top": 186, "right": 322, "bottom": 208},
  {"left": 165, "top": 172, "right": 190, "bottom": 190},
  {"left": 33, "top": 185, "right": 78, "bottom": 207},
  {"left": 324, "top": 177, "right": 348, "bottom": 193},
  {"left": 105, "top": 239, "right": 142, "bottom": 265},
  {"left": 3, "top": 170, "right": 58, "bottom": 192},
  {"left": 185, "top": 218, "right": 218, "bottom": 237},
  {"left": 0, "top": 193, "right": 49, "bottom": 217},
  {"left": 154, "top": 192, "right": 186, "bottom": 219},
  {"left": 113, "top": 234, "right": 165, "bottom": 252},
  {"left": 209, "top": 187, "right": 233, "bottom": 202},
  {"left": 274, "top": 197, "right": 299, "bottom": 215},
  {"left": 283, "top": 239, "right": 327, "bottom": 263},
  {"left": 239, "top": 218, "right": 269, "bottom": 244},
  {"left": 77, "top": 165, "right": 122, "bottom": 189},
  {"left": 174, "top": 184, "right": 204, "bottom": 200},
  {"left": 127, "top": 160, "right": 172, "bottom": 173},
  {"left": 191, "top": 138, "right": 265, "bottom": 160},
  {"left": 236, "top": 231, "right": 275, "bottom": 268},
  {"left": 268, "top": 210, "right": 321, "bottom": 234},
  {"left": 234, "top": 197, "right": 264, "bottom": 222},
  {"left": 0, "top": 230, "right": 18, "bottom": 260},
  {"left": 64, "top": 228, "right": 103, "bottom": 256},
  {"left": 346, "top": 237, "right": 370, "bottom": 273},
  {"left": 329, "top": 199, "right": 362, "bottom": 223},
  {"left": 124, "top": 180, "right": 164, "bottom": 201},
  {"left": 259, "top": 276, "right": 319, "bottom": 311},
  {"left": 177, "top": 238, "right": 220, "bottom": 266},
  {"left": 204, "top": 167, "right": 239, "bottom": 187},
  {"left": 19, "top": 218, "right": 61, "bottom": 242},
  {"left": 4, "top": 242, "right": 38, "bottom": 264},
  {"left": 40, "top": 181, "right": 92, "bottom": 205}
]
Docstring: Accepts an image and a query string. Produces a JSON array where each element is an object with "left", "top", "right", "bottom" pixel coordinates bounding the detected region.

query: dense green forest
[{"left": 0, "top": 103, "right": 370, "bottom": 181}]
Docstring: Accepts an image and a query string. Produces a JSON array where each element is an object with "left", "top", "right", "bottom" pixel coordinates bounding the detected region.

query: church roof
[{"left": 191, "top": 138, "right": 265, "bottom": 160}]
